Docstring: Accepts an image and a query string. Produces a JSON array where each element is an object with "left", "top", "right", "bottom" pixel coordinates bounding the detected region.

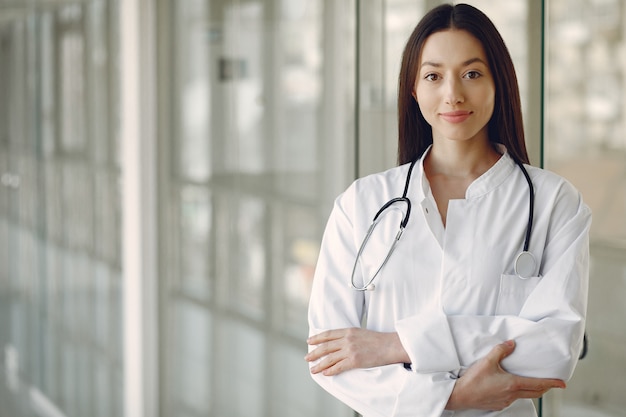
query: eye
[
  {"left": 424, "top": 73, "right": 440, "bottom": 82},
  {"left": 463, "top": 70, "right": 482, "bottom": 80}
]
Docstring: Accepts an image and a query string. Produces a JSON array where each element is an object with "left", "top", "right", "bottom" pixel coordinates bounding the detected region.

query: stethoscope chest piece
[{"left": 514, "top": 251, "right": 537, "bottom": 279}]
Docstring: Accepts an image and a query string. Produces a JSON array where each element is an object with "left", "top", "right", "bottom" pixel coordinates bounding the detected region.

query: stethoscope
[{"left": 350, "top": 158, "right": 536, "bottom": 291}]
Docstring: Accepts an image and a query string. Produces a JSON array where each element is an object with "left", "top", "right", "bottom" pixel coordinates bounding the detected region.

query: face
[{"left": 413, "top": 29, "right": 495, "bottom": 145}]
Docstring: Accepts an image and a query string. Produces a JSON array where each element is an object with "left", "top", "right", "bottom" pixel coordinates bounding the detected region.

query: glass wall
[
  {"left": 0, "top": 1, "right": 123, "bottom": 417},
  {"left": 157, "top": 0, "right": 356, "bottom": 416},
  {"left": 542, "top": 0, "right": 626, "bottom": 415}
]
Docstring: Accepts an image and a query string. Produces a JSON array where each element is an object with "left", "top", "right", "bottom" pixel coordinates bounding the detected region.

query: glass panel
[
  {"left": 544, "top": 0, "right": 626, "bottom": 416},
  {"left": 0, "top": 3, "right": 122, "bottom": 417},
  {"left": 162, "top": 1, "right": 356, "bottom": 416},
  {"left": 94, "top": 354, "right": 112, "bottom": 417},
  {"left": 274, "top": 202, "right": 319, "bottom": 338},
  {"left": 171, "top": 300, "right": 213, "bottom": 413},
  {"left": 58, "top": 6, "right": 87, "bottom": 154},
  {"left": 214, "top": 318, "right": 265, "bottom": 417},
  {"left": 175, "top": 0, "right": 211, "bottom": 182},
  {"left": 229, "top": 195, "right": 267, "bottom": 318},
  {"left": 178, "top": 185, "right": 212, "bottom": 300},
  {"left": 88, "top": 0, "right": 112, "bottom": 166},
  {"left": 42, "top": 318, "right": 60, "bottom": 403},
  {"left": 357, "top": 0, "right": 423, "bottom": 175},
  {"left": 93, "top": 260, "right": 111, "bottom": 349},
  {"left": 270, "top": 338, "right": 351, "bottom": 416}
]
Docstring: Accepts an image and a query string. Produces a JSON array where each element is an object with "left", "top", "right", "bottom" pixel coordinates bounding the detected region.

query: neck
[{"left": 425, "top": 139, "right": 501, "bottom": 179}]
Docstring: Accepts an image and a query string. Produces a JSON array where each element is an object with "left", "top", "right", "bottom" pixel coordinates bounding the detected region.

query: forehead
[{"left": 419, "top": 29, "right": 488, "bottom": 65}]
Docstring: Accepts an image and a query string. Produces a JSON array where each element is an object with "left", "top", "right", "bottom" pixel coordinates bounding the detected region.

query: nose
[{"left": 444, "top": 78, "right": 464, "bottom": 105}]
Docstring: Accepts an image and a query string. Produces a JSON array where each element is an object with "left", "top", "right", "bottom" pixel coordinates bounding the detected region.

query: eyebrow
[{"left": 420, "top": 57, "right": 488, "bottom": 68}]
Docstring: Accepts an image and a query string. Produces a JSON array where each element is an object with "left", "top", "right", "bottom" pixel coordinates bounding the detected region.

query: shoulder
[
  {"left": 525, "top": 165, "right": 578, "bottom": 197},
  {"left": 525, "top": 165, "right": 591, "bottom": 219},
  {"left": 354, "top": 164, "right": 411, "bottom": 191},
  {"left": 333, "top": 163, "right": 414, "bottom": 218},
  {"left": 340, "top": 163, "right": 412, "bottom": 200}
]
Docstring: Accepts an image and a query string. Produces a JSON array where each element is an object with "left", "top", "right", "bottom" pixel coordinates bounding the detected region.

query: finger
[
  {"left": 320, "top": 355, "right": 356, "bottom": 376},
  {"left": 309, "top": 352, "right": 344, "bottom": 374},
  {"left": 513, "top": 376, "right": 567, "bottom": 391},
  {"left": 307, "top": 328, "right": 347, "bottom": 345},
  {"left": 513, "top": 384, "right": 564, "bottom": 399},
  {"left": 322, "top": 361, "right": 348, "bottom": 376},
  {"left": 304, "top": 346, "right": 323, "bottom": 362},
  {"left": 487, "top": 340, "right": 516, "bottom": 364},
  {"left": 305, "top": 339, "right": 341, "bottom": 362},
  {"left": 307, "top": 331, "right": 330, "bottom": 345}
]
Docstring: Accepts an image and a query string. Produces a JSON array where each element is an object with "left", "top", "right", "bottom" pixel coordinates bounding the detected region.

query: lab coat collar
[{"left": 417, "top": 143, "right": 516, "bottom": 200}]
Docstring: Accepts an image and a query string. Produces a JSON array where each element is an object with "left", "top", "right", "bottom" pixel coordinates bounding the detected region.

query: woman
[{"left": 305, "top": 3, "right": 591, "bottom": 417}]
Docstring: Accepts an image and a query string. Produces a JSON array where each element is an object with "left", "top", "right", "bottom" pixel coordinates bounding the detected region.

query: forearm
[
  {"left": 398, "top": 311, "right": 585, "bottom": 379},
  {"left": 306, "top": 329, "right": 410, "bottom": 375},
  {"left": 308, "top": 358, "right": 456, "bottom": 417}
]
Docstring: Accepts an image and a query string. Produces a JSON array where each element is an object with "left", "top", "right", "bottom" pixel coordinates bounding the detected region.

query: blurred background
[{"left": 0, "top": 0, "right": 624, "bottom": 416}]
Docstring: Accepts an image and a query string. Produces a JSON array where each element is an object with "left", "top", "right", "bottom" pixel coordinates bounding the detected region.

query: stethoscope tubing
[
  {"left": 350, "top": 156, "right": 536, "bottom": 291},
  {"left": 350, "top": 160, "right": 417, "bottom": 291}
]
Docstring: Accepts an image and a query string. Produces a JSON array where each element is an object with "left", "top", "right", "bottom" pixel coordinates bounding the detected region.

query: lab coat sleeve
[
  {"left": 308, "top": 186, "right": 457, "bottom": 417},
  {"left": 396, "top": 182, "right": 591, "bottom": 380}
]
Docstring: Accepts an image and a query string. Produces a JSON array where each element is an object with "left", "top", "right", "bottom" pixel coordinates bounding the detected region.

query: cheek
[
  {"left": 415, "top": 88, "right": 434, "bottom": 114},
  {"left": 482, "top": 87, "right": 496, "bottom": 112}
]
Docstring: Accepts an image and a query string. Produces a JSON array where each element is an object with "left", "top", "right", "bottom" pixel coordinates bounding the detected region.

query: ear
[{"left": 411, "top": 90, "right": 417, "bottom": 102}]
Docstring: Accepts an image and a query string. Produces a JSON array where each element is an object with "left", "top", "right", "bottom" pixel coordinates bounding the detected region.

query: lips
[{"left": 440, "top": 110, "right": 472, "bottom": 123}]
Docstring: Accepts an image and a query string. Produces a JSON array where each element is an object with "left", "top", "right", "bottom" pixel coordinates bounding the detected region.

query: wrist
[
  {"left": 445, "top": 379, "right": 464, "bottom": 411},
  {"left": 387, "top": 332, "right": 411, "bottom": 364}
]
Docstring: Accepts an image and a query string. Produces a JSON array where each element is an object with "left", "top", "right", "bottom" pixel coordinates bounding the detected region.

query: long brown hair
[{"left": 397, "top": 3, "right": 529, "bottom": 165}]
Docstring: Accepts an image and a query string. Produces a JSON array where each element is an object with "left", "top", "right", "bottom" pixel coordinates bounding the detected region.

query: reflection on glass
[
  {"left": 172, "top": 301, "right": 212, "bottom": 414},
  {"left": 544, "top": 0, "right": 626, "bottom": 415},
  {"left": 94, "top": 170, "right": 120, "bottom": 265},
  {"left": 94, "top": 357, "right": 112, "bottom": 417},
  {"left": 274, "top": 0, "right": 322, "bottom": 197},
  {"left": 545, "top": 0, "right": 626, "bottom": 242},
  {"left": 164, "top": 0, "right": 355, "bottom": 416},
  {"left": 272, "top": 340, "right": 350, "bottom": 416},
  {"left": 93, "top": 260, "right": 111, "bottom": 350},
  {"left": 59, "top": 6, "right": 86, "bottom": 154},
  {"left": 176, "top": 0, "right": 211, "bottom": 182},
  {"left": 62, "top": 341, "right": 77, "bottom": 417},
  {"left": 232, "top": 196, "right": 266, "bottom": 318},
  {"left": 179, "top": 186, "right": 212, "bottom": 299},
  {"left": 215, "top": 319, "right": 265, "bottom": 417},
  {"left": 278, "top": 204, "right": 319, "bottom": 337},
  {"left": 223, "top": 2, "right": 265, "bottom": 175},
  {"left": 0, "top": 2, "right": 122, "bottom": 417}
]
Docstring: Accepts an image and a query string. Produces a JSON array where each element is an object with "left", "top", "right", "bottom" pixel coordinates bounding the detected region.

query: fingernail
[{"left": 504, "top": 340, "right": 515, "bottom": 347}]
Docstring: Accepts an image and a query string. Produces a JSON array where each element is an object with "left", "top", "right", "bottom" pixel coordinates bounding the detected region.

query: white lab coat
[{"left": 308, "top": 148, "right": 591, "bottom": 417}]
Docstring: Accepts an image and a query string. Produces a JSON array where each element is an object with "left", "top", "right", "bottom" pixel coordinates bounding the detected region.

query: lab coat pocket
[{"left": 495, "top": 274, "right": 542, "bottom": 315}]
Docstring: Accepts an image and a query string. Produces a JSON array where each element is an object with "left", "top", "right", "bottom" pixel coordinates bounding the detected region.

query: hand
[
  {"left": 446, "top": 340, "right": 566, "bottom": 411},
  {"left": 305, "top": 328, "right": 409, "bottom": 376}
]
